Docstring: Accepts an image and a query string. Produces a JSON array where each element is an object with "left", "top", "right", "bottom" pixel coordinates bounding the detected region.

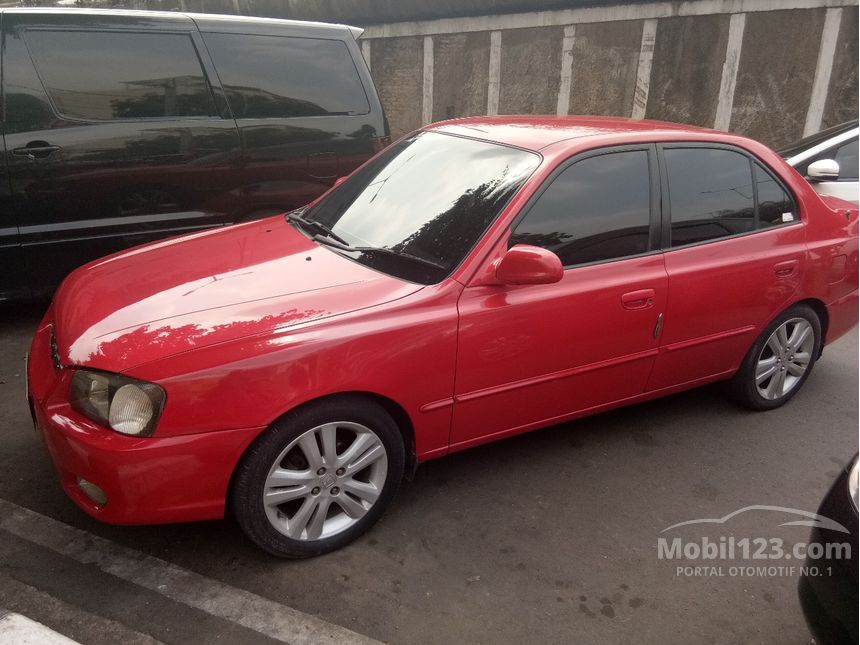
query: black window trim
[
  {"left": 507, "top": 143, "right": 662, "bottom": 271},
  {"left": 21, "top": 26, "right": 221, "bottom": 124},
  {"left": 657, "top": 142, "right": 801, "bottom": 253}
]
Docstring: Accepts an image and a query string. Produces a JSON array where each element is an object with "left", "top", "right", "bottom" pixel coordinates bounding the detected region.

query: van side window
[
  {"left": 754, "top": 163, "right": 795, "bottom": 228},
  {"left": 202, "top": 33, "right": 370, "bottom": 118},
  {"left": 24, "top": 30, "right": 216, "bottom": 120},
  {"left": 510, "top": 150, "right": 652, "bottom": 266},
  {"left": 664, "top": 148, "right": 755, "bottom": 246}
]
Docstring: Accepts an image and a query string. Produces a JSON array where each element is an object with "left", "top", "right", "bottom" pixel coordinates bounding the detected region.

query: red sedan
[{"left": 28, "top": 117, "right": 858, "bottom": 557}]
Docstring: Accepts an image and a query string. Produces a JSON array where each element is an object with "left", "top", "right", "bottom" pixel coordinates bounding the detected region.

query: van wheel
[
  {"left": 231, "top": 396, "right": 404, "bottom": 558},
  {"left": 725, "top": 304, "right": 821, "bottom": 410}
]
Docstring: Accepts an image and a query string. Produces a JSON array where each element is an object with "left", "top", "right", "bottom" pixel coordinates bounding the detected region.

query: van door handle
[
  {"left": 773, "top": 259, "right": 799, "bottom": 277},
  {"left": 621, "top": 288, "right": 656, "bottom": 310},
  {"left": 13, "top": 142, "right": 61, "bottom": 160}
]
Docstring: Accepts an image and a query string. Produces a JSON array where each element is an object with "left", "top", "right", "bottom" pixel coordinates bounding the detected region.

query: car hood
[{"left": 52, "top": 216, "right": 422, "bottom": 372}]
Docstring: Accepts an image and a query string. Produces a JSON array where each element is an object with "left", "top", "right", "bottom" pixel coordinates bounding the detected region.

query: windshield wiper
[
  {"left": 312, "top": 234, "right": 447, "bottom": 271},
  {"left": 286, "top": 210, "right": 349, "bottom": 245}
]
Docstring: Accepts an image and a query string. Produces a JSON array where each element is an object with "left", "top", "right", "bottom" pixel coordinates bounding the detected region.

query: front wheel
[
  {"left": 231, "top": 396, "right": 405, "bottom": 558},
  {"left": 725, "top": 304, "right": 821, "bottom": 410}
]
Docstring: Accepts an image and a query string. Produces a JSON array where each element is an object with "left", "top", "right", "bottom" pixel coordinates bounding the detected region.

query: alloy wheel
[
  {"left": 263, "top": 421, "right": 388, "bottom": 541},
  {"left": 755, "top": 317, "right": 815, "bottom": 400}
]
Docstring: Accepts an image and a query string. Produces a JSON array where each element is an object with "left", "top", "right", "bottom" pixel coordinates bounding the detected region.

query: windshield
[
  {"left": 778, "top": 120, "right": 858, "bottom": 158},
  {"left": 302, "top": 131, "right": 540, "bottom": 283}
]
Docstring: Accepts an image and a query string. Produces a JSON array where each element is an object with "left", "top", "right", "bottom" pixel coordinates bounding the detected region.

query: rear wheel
[
  {"left": 231, "top": 396, "right": 404, "bottom": 558},
  {"left": 725, "top": 304, "right": 821, "bottom": 410}
]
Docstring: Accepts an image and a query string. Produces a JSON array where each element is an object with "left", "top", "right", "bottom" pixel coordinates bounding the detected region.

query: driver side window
[{"left": 509, "top": 150, "right": 652, "bottom": 267}]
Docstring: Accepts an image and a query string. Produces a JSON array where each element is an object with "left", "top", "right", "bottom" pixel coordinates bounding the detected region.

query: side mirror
[
  {"left": 495, "top": 244, "right": 563, "bottom": 285},
  {"left": 807, "top": 159, "right": 840, "bottom": 182},
  {"left": 333, "top": 176, "right": 348, "bottom": 187}
]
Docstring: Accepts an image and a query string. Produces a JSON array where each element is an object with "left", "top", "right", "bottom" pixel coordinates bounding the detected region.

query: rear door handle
[
  {"left": 773, "top": 259, "right": 799, "bottom": 277},
  {"left": 13, "top": 142, "right": 61, "bottom": 160},
  {"left": 621, "top": 288, "right": 656, "bottom": 310}
]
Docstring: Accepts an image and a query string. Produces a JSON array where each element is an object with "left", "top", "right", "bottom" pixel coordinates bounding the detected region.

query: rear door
[
  {"left": 646, "top": 144, "right": 805, "bottom": 391},
  {"left": 197, "top": 18, "right": 388, "bottom": 216},
  {"left": 2, "top": 11, "right": 241, "bottom": 296}
]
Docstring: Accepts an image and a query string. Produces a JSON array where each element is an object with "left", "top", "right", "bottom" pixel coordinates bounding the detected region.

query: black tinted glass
[
  {"left": 755, "top": 163, "right": 795, "bottom": 228},
  {"left": 834, "top": 140, "right": 859, "bottom": 180},
  {"left": 665, "top": 148, "right": 754, "bottom": 246},
  {"left": 25, "top": 30, "right": 215, "bottom": 120},
  {"left": 204, "top": 33, "right": 369, "bottom": 118},
  {"left": 305, "top": 132, "right": 539, "bottom": 283},
  {"left": 510, "top": 150, "right": 651, "bottom": 266}
]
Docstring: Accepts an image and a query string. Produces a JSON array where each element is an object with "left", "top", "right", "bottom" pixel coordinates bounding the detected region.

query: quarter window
[
  {"left": 510, "top": 150, "right": 652, "bottom": 266},
  {"left": 665, "top": 148, "right": 755, "bottom": 246},
  {"left": 203, "top": 33, "right": 370, "bottom": 118},
  {"left": 755, "top": 163, "right": 795, "bottom": 228},
  {"left": 25, "top": 30, "right": 216, "bottom": 120}
]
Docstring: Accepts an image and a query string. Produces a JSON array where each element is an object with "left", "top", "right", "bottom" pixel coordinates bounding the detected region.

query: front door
[{"left": 451, "top": 146, "right": 667, "bottom": 449}]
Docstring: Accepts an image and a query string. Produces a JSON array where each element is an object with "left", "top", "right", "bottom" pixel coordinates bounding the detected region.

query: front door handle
[
  {"left": 13, "top": 141, "right": 61, "bottom": 160},
  {"left": 773, "top": 259, "right": 799, "bottom": 278},
  {"left": 621, "top": 288, "right": 656, "bottom": 310}
]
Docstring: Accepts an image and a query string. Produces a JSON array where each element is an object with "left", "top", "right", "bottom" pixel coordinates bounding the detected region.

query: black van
[{"left": 0, "top": 8, "right": 388, "bottom": 300}]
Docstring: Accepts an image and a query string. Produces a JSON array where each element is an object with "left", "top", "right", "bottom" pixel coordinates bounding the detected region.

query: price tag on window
[{"left": 782, "top": 212, "right": 794, "bottom": 222}]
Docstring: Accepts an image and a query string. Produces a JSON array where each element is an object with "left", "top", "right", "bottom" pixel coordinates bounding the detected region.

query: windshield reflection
[{"left": 304, "top": 132, "right": 540, "bottom": 283}]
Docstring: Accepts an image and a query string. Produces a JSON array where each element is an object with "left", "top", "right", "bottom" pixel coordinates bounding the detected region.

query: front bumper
[{"left": 27, "top": 311, "right": 262, "bottom": 525}]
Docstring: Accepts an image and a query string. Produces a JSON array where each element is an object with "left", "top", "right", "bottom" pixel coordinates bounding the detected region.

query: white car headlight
[
  {"left": 849, "top": 457, "right": 858, "bottom": 511},
  {"left": 70, "top": 369, "right": 165, "bottom": 437}
]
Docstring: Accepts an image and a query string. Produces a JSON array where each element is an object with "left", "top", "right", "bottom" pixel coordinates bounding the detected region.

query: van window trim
[
  {"left": 657, "top": 142, "right": 802, "bottom": 253},
  {"left": 20, "top": 26, "right": 222, "bottom": 124}
]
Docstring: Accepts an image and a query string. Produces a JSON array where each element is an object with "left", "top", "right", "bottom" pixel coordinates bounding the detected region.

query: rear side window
[
  {"left": 510, "top": 150, "right": 652, "bottom": 266},
  {"left": 203, "top": 33, "right": 370, "bottom": 118},
  {"left": 755, "top": 163, "right": 795, "bottom": 228},
  {"left": 665, "top": 148, "right": 755, "bottom": 246},
  {"left": 24, "top": 30, "right": 216, "bottom": 120}
]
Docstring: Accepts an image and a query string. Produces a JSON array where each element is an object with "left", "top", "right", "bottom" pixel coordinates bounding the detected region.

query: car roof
[
  {"left": 778, "top": 120, "right": 859, "bottom": 159},
  {"left": 0, "top": 7, "right": 363, "bottom": 39},
  {"left": 424, "top": 116, "right": 721, "bottom": 152}
]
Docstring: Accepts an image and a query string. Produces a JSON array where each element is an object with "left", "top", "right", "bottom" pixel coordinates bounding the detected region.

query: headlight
[
  {"left": 849, "top": 457, "right": 859, "bottom": 511},
  {"left": 70, "top": 369, "right": 165, "bottom": 437}
]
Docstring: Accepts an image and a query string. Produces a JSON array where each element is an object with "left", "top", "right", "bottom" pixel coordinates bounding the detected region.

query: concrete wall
[
  {"left": 59, "top": 0, "right": 859, "bottom": 148},
  {"left": 355, "top": 0, "right": 858, "bottom": 147}
]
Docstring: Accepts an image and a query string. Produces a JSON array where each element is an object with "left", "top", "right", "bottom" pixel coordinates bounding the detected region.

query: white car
[{"left": 781, "top": 120, "right": 858, "bottom": 204}]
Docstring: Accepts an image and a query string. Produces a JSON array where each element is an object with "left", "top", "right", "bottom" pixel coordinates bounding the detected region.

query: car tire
[
  {"left": 725, "top": 303, "right": 822, "bottom": 411},
  {"left": 231, "top": 395, "right": 405, "bottom": 558}
]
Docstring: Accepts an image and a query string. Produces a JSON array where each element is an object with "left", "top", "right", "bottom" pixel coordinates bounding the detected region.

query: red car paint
[{"left": 28, "top": 116, "right": 859, "bottom": 525}]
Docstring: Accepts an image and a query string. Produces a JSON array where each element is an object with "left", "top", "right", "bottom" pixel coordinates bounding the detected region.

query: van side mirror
[
  {"left": 495, "top": 244, "right": 563, "bottom": 285},
  {"left": 807, "top": 159, "right": 840, "bottom": 182}
]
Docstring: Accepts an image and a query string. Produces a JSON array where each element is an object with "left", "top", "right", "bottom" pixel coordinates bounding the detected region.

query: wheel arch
[
  {"left": 792, "top": 297, "right": 829, "bottom": 353},
  {"left": 226, "top": 390, "right": 418, "bottom": 511}
]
